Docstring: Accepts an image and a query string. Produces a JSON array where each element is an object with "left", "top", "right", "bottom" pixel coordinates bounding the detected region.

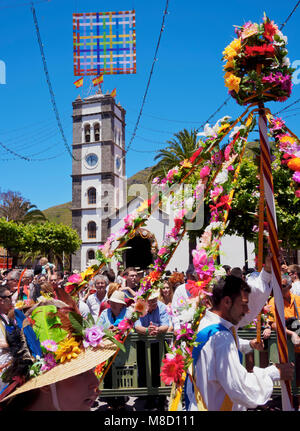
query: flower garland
[
  {"left": 223, "top": 15, "right": 294, "bottom": 105},
  {"left": 160, "top": 115, "right": 252, "bottom": 387},
  {"left": 268, "top": 114, "right": 300, "bottom": 198},
  {"left": 63, "top": 113, "right": 254, "bottom": 384}
]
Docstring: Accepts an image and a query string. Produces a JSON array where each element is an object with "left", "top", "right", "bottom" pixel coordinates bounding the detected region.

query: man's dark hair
[
  {"left": 230, "top": 267, "right": 243, "bottom": 279},
  {"left": 55, "top": 271, "right": 64, "bottom": 280},
  {"left": 34, "top": 264, "right": 42, "bottom": 276},
  {"left": 0, "top": 286, "right": 10, "bottom": 297},
  {"left": 123, "top": 267, "right": 137, "bottom": 276},
  {"left": 222, "top": 265, "right": 231, "bottom": 275},
  {"left": 212, "top": 275, "right": 251, "bottom": 308},
  {"left": 102, "top": 269, "right": 115, "bottom": 283}
]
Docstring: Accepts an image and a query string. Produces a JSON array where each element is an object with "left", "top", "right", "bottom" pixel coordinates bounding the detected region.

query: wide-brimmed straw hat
[
  {"left": 0, "top": 297, "right": 117, "bottom": 403},
  {"left": 108, "top": 290, "right": 126, "bottom": 305},
  {"left": 2, "top": 339, "right": 116, "bottom": 401}
]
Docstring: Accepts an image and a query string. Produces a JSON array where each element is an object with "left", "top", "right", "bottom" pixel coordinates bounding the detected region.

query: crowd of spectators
[{"left": 1, "top": 259, "right": 300, "bottom": 410}]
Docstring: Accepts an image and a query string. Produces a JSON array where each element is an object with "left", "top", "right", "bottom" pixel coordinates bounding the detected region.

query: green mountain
[{"left": 43, "top": 167, "right": 153, "bottom": 226}]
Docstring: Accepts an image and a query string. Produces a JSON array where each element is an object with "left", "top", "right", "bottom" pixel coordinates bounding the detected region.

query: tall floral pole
[
  {"left": 259, "top": 107, "right": 293, "bottom": 410},
  {"left": 223, "top": 15, "right": 295, "bottom": 410}
]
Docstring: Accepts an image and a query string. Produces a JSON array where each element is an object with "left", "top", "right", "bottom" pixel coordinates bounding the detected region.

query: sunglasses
[{"left": 0, "top": 294, "right": 13, "bottom": 300}]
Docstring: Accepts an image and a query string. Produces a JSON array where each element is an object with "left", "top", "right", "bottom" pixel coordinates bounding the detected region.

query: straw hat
[
  {"left": 2, "top": 339, "right": 116, "bottom": 401},
  {"left": 148, "top": 289, "right": 159, "bottom": 300},
  {"left": 108, "top": 290, "right": 126, "bottom": 305},
  {"left": 0, "top": 299, "right": 117, "bottom": 403}
]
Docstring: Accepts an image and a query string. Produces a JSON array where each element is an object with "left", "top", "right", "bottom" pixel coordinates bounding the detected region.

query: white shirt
[
  {"left": 238, "top": 269, "right": 272, "bottom": 328},
  {"left": 0, "top": 314, "right": 12, "bottom": 391},
  {"left": 171, "top": 283, "right": 189, "bottom": 331},
  {"left": 186, "top": 310, "right": 280, "bottom": 411},
  {"left": 86, "top": 293, "right": 107, "bottom": 323},
  {"left": 291, "top": 280, "right": 300, "bottom": 297},
  {"left": 78, "top": 300, "right": 90, "bottom": 319}
]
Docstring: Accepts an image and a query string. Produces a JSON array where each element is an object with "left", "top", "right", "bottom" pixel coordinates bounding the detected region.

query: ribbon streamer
[{"left": 258, "top": 108, "right": 293, "bottom": 411}]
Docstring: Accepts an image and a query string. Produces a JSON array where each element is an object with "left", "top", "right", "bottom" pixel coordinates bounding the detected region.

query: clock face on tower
[
  {"left": 116, "top": 156, "right": 121, "bottom": 171},
  {"left": 85, "top": 153, "right": 98, "bottom": 167}
]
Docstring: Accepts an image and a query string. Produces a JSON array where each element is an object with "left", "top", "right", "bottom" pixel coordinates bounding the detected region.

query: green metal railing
[
  {"left": 99, "top": 332, "right": 174, "bottom": 397},
  {"left": 99, "top": 329, "right": 299, "bottom": 398}
]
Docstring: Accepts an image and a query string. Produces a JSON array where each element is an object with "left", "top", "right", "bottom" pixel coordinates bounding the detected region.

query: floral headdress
[{"left": 0, "top": 290, "right": 120, "bottom": 403}]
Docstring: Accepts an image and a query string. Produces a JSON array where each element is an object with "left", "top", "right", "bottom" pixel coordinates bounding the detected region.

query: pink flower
[
  {"left": 295, "top": 189, "right": 300, "bottom": 198},
  {"left": 200, "top": 166, "right": 211, "bottom": 179},
  {"left": 224, "top": 144, "right": 232, "bottom": 161},
  {"left": 83, "top": 326, "right": 105, "bottom": 348},
  {"left": 67, "top": 273, "right": 83, "bottom": 285},
  {"left": 192, "top": 249, "right": 208, "bottom": 267},
  {"left": 41, "top": 353, "right": 57, "bottom": 372},
  {"left": 158, "top": 247, "right": 168, "bottom": 255},
  {"left": 118, "top": 318, "right": 134, "bottom": 332},
  {"left": 227, "top": 165, "right": 234, "bottom": 171},
  {"left": 210, "top": 186, "right": 223, "bottom": 201},
  {"left": 292, "top": 171, "right": 300, "bottom": 183}
]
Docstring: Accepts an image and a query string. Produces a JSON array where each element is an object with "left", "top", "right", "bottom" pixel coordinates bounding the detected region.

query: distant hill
[
  {"left": 43, "top": 201, "right": 72, "bottom": 226},
  {"left": 43, "top": 167, "right": 153, "bottom": 226}
]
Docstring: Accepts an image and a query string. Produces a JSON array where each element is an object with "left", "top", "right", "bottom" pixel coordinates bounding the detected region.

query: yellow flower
[
  {"left": 223, "top": 58, "right": 234, "bottom": 71},
  {"left": 55, "top": 337, "right": 82, "bottom": 363},
  {"left": 280, "top": 135, "right": 295, "bottom": 145},
  {"left": 180, "top": 159, "right": 192, "bottom": 169},
  {"left": 222, "top": 38, "right": 241, "bottom": 60},
  {"left": 218, "top": 123, "right": 231, "bottom": 134},
  {"left": 137, "top": 199, "right": 149, "bottom": 213},
  {"left": 224, "top": 73, "right": 241, "bottom": 93},
  {"left": 246, "top": 113, "right": 254, "bottom": 128},
  {"left": 81, "top": 266, "right": 96, "bottom": 280}
]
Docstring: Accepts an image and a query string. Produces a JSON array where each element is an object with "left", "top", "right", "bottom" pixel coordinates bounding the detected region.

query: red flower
[
  {"left": 244, "top": 44, "right": 275, "bottom": 58},
  {"left": 190, "top": 147, "right": 203, "bottom": 164},
  {"left": 186, "top": 278, "right": 211, "bottom": 298},
  {"left": 160, "top": 354, "right": 185, "bottom": 385},
  {"left": 263, "top": 22, "right": 277, "bottom": 42},
  {"left": 174, "top": 218, "right": 184, "bottom": 231},
  {"left": 64, "top": 284, "right": 74, "bottom": 294}
]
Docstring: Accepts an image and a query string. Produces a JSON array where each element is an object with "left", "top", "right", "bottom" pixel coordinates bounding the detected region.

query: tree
[
  {"left": 148, "top": 129, "right": 200, "bottom": 268},
  {"left": 0, "top": 190, "right": 46, "bottom": 224},
  {"left": 149, "top": 129, "right": 199, "bottom": 181},
  {"left": 0, "top": 219, "right": 81, "bottom": 268},
  {"left": 226, "top": 156, "right": 300, "bottom": 250}
]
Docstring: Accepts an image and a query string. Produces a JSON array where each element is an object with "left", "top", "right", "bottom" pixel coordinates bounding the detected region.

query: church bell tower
[{"left": 71, "top": 90, "right": 126, "bottom": 271}]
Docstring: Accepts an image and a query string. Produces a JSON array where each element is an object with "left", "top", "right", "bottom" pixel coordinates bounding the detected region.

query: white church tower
[{"left": 71, "top": 90, "right": 126, "bottom": 271}]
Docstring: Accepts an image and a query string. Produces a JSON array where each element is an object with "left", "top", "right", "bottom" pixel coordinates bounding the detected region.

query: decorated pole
[{"left": 258, "top": 106, "right": 293, "bottom": 410}]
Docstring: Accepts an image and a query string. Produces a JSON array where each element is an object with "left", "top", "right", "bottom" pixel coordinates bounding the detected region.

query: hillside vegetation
[{"left": 43, "top": 167, "right": 152, "bottom": 226}]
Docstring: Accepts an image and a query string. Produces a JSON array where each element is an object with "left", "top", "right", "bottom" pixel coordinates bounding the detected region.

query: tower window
[
  {"left": 84, "top": 124, "right": 91, "bottom": 143},
  {"left": 87, "top": 221, "right": 97, "bottom": 239},
  {"left": 87, "top": 187, "right": 96, "bottom": 204},
  {"left": 87, "top": 249, "right": 95, "bottom": 260},
  {"left": 94, "top": 123, "right": 100, "bottom": 141}
]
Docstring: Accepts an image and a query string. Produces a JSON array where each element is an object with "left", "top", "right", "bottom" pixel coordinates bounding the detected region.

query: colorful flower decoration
[
  {"left": 268, "top": 114, "right": 300, "bottom": 198},
  {"left": 223, "top": 15, "right": 294, "bottom": 105}
]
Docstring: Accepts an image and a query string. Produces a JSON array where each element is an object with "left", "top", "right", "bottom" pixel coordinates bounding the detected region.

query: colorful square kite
[{"left": 73, "top": 10, "right": 136, "bottom": 76}]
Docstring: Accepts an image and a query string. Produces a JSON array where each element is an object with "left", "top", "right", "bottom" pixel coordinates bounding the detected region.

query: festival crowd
[{"left": 0, "top": 257, "right": 300, "bottom": 411}]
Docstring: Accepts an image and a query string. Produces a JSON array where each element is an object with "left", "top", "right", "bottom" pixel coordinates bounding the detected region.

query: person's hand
[
  {"left": 275, "top": 362, "right": 295, "bottom": 381},
  {"left": 264, "top": 254, "right": 272, "bottom": 273},
  {"left": 291, "top": 332, "right": 300, "bottom": 345},
  {"left": 250, "top": 338, "right": 265, "bottom": 351},
  {"left": 262, "top": 327, "right": 272, "bottom": 339},
  {"left": 148, "top": 321, "right": 158, "bottom": 336}
]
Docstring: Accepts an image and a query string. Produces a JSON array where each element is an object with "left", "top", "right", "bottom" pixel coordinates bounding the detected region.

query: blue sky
[{"left": 0, "top": 0, "right": 299, "bottom": 211}]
